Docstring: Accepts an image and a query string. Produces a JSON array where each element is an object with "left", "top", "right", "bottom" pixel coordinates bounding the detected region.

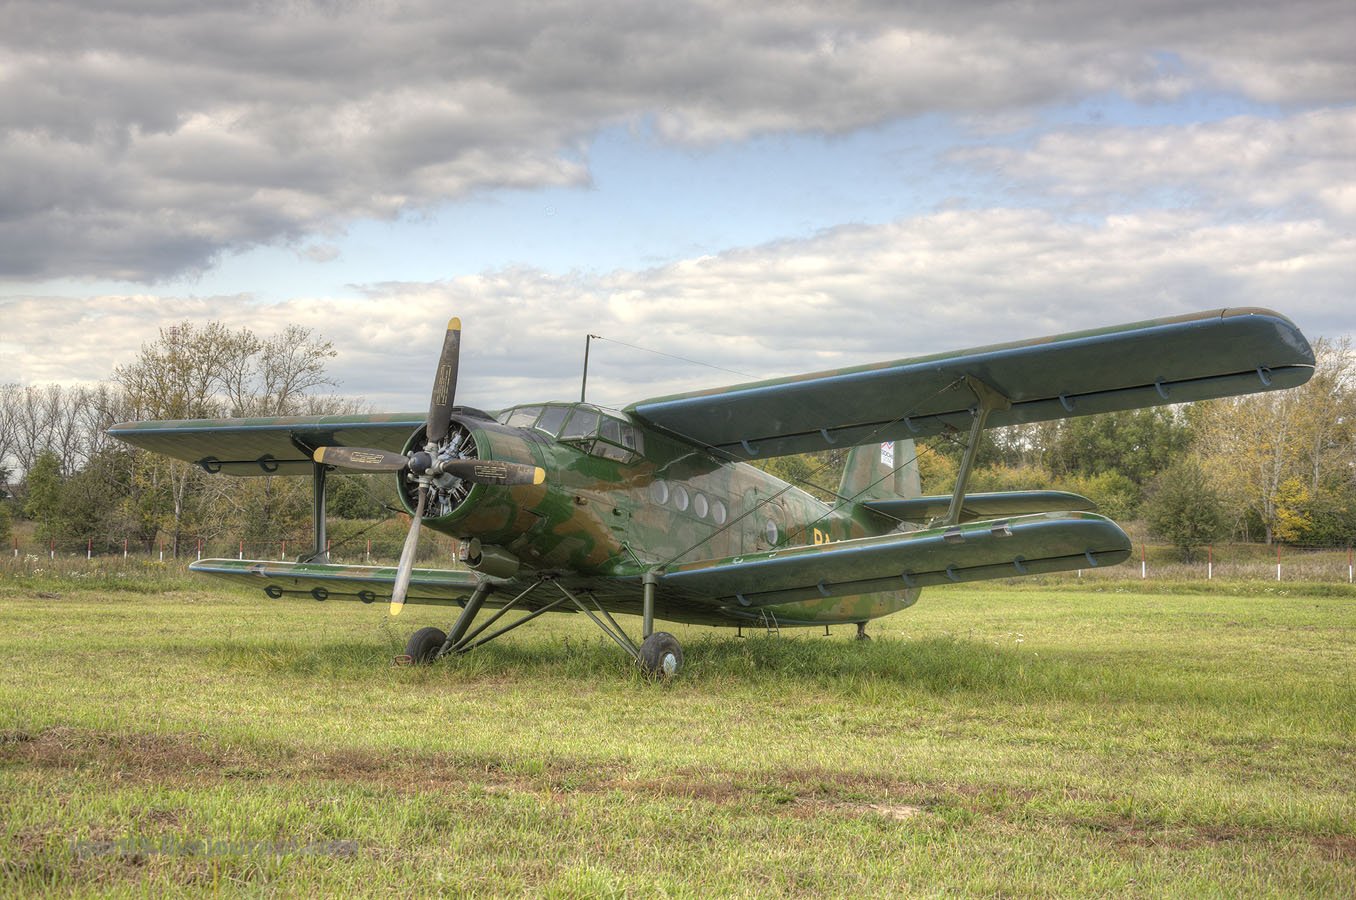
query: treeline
[
  {"left": 3, "top": 324, "right": 1353, "bottom": 562},
  {"left": 1, "top": 322, "right": 394, "bottom": 557}
]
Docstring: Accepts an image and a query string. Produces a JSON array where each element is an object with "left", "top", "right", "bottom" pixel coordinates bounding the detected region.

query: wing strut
[
  {"left": 299, "top": 459, "right": 330, "bottom": 563},
  {"left": 940, "top": 376, "right": 1012, "bottom": 527}
]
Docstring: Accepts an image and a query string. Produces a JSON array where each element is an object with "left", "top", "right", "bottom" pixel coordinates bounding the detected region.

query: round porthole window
[
  {"left": 649, "top": 479, "right": 669, "bottom": 504},
  {"left": 672, "top": 484, "right": 690, "bottom": 512},
  {"left": 712, "top": 499, "right": 728, "bottom": 525},
  {"left": 693, "top": 492, "right": 709, "bottom": 519},
  {"left": 764, "top": 518, "right": 779, "bottom": 545}
]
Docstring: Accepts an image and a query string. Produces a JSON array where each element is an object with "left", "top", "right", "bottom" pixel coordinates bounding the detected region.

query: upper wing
[
  {"left": 108, "top": 412, "right": 424, "bottom": 475},
  {"left": 657, "top": 511, "right": 1131, "bottom": 610},
  {"left": 627, "top": 307, "right": 1313, "bottom": 459}
]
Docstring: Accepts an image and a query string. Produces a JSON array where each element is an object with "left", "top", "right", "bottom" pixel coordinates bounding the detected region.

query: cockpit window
[
  {"left": 502, "top": 406, "right": 542, "bottom": 428},
  {"left": 560, "top": 407, "right": 600, "bottom": 440},
  {"left": 535, "top": 405, "right": 570, "bottom": 437}
]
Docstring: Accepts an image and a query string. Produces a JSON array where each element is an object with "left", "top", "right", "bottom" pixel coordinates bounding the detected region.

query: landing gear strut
[
  {"left": 397, "top": 572, "right": 685, "bottom": 678},
  {"left": 855, "top": 621, "right": 871, "bottom": 642}
]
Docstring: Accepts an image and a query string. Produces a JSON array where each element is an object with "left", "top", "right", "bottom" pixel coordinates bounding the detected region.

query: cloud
[
  {"left": 5, "top": 209, "right": 1348, "bottom": 409},
  {"left": 955, "top": 107, "right": 1356, "bottom": 224},
  {"left": 2, "top": 0, "right": 1352, "bottom": 281}
]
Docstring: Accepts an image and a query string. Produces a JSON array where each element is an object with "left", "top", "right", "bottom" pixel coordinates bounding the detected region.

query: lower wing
[{"left": 657, "top": 511, "right": 1131, "bottom": 608}]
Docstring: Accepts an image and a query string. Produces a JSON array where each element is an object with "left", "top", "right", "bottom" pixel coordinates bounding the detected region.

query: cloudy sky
[{"left": 1, "top": 0, "right": 1352, "bottom": 411}]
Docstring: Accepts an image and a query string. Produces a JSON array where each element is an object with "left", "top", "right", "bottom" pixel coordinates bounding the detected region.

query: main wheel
[
  {"left": 637, "top": 632, "right": 683, "bottom": 678},
  {"left": 405, "top": 626, "right": 447, "bottom": 665}
]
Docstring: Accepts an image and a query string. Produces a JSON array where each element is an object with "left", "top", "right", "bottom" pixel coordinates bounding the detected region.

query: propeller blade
[
  {"left": 436, "top": 459, "right": 546, "bottom": 486},
  {"left": 426, "top": 317, "right": 462, "bottom": 445},
  {"left": 313, "top": 446, "right": 408, "bottom": 472},
  {"left": 390, "top": 485, "right": 426, "bottom": 616}
]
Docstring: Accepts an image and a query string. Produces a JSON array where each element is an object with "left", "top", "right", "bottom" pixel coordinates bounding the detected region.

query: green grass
[{"left": 1, "top": 574, "right": 1353, "bottom": 897}]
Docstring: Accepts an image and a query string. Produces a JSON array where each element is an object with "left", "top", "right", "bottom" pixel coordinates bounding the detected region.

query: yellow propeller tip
[
  {"left": 389, "top": 601, "right": 404, "bottom": 617},
  {"left": 448, "top": 316, "right": 461, "bottom": 331},
  {"left": 313, "top": 447, "right": 326, "bottom": 462},
  {"left": 533, "top": 467, "right": 546, "bottom": 485}
]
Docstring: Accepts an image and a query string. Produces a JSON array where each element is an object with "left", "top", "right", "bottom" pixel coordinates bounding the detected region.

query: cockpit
[{"left": 498, "top": 403, "right": 644, "bottom": 463}]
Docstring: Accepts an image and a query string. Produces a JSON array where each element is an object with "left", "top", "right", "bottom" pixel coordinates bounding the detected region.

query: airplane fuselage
[{"left": 406, "top": 404, "right": 918, "bottom": 626}]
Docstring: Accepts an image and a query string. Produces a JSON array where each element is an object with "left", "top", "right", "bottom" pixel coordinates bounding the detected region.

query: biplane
[{"left": 109, "top": 308, "right": 1313, "bottom": 676}]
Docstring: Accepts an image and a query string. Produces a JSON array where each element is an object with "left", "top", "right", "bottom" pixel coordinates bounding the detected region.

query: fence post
[
  {"left": 366, "top": 539, "right": 371, "bottom": 563},
  {"left": 281, "top": 539, "right": 286, "bottom": 561},
  {"left": 1207, "top": 545, "right": 1213, "bottom": 580},
  {"left": 50, "top": 538, "right": 54, "bottom": 560},
  {"left": 1276, "top": 543, "right": 1282, "bottom": 581},
  {"left": 86, "top": 538, "right": 92, "bottom": 560},
  {"left": 1348, "top": 546, "right": 1352, "bottom": 584},
  {"left": 1141, "top": 543, "right": 1146, "bottom": 579},
  {"left": 123, "top": 538, "right": 128, "bottom": 560},
  {"left": 159, "top": 541, "right": 164, "bottom": 562},
  {"left": 239, "top": 540, "right": 244, "bottom": 561}
]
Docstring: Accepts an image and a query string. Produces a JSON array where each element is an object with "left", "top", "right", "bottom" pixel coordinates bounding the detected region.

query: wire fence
[
  {"left": 4, "top": 533, "right": 1355, "bottom": 584},
  {"left": 4, "top": 529, "right": 460, "bottom": 568}
]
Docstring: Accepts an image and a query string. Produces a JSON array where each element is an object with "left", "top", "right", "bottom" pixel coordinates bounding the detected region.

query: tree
[
  {"left": 1196, "top": 337, "right": 1355, "bottom": 544},
  {"left": 112, "top": 321, "right": 340, "bottom": 555},
  {"left": 1144, "top": 458, "right": 1226, "bottom": 561},
  {"left": 23, "top": 450, "right": 64, "bottom": 543},
  {"left": 1045, "top": 408, "right": 1193, "bottom": 485}
]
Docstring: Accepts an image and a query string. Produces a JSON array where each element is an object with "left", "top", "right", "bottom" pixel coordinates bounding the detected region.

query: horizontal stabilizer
[
  {"left": 659, "top": 511, "right": 1131, "bottom": 609},
  {"left": 864, "top": 490, "right": 1096, "bottom": 524}
]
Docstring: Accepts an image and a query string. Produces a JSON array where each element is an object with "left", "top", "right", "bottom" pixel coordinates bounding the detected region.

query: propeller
[{"left": 307, "top": 317, "right": 545, "bottom": 616}]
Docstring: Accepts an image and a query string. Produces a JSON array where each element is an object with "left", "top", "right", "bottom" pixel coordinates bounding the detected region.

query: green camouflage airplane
[{"left": 110, "top": 308, "right": 1313, "bottom": 677}]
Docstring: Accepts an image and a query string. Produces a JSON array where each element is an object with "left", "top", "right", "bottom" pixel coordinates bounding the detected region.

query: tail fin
[{"left": 838, "top": 439, "right": 921, "bottom": 502}]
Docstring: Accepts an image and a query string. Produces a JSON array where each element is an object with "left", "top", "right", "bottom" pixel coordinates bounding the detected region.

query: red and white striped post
[
  {"left": 1348, "top": 546, "right": 1352, "bottom": 584},
  {"left": 365, "top": 539, "right": 371, "bottom": 563},
  {"left": 1276, "top": 543, "right": 1282, "bottom": 581},
  {"left": 1207, "top": 545, "right": 1213, "bottom": 580},
  {"left": 49, "top": 538, "right": 55, "bottom": 560},
  {"left": 281, "top": 539, "right": 287, "bottom": 561},
  {"left": 86, "top": 538, "right": 92, "bottom": 560},
  {"left": 159, "top": 541, "right": 164, "bottom": 562},
  {"left": 1140, "top": 543, "right": 1147, "bottom": 579},
  {"left": 123, "top": 538, "right": 128, "bottom": 559},
  {"left": 196, "top": 538, "right": 203, "bottom": 560},
  {"left": 239, "top": 539, "right": 244, "bottom": 560}
]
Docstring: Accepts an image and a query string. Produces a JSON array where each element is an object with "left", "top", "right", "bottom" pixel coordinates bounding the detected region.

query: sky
[{"left": 1, "top": 0, "right": 1353, "bottom": 413}]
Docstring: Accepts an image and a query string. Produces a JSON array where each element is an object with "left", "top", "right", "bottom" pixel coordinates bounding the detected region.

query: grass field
[{"left": 1, "top": 567, "right": 1353, "bottom": 897}]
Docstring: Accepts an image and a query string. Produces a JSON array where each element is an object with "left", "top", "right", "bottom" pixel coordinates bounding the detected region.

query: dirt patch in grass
[{"left": 7, "top": 725, "right": 1352, "bottom": 856}]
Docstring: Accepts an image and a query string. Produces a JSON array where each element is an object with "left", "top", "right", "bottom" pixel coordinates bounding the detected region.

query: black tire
[
  {"left": 405, "top": 626, "right": 447, "bottom": 665},
  {"left": 637, "top": 631, "right": 683, "bottom": 678}
]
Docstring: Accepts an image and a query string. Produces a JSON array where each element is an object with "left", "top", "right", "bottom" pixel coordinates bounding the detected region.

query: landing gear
[
  {"left": 637, "top": 632, "right": 683, "bottom": 678},
  {"left": 855, "top": 621, "right": 871, "bottom": 642},
  {"left": 396, "top": 573, "right": 685, "bottom": 677},
  {"left": 405, "top": 626, "right": 447, "bottom": 664}
]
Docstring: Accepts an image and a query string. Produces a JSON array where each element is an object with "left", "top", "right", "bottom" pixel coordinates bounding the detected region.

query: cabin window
[
  {"left": 503, "top": 406, "right": 542, "bottom": 427},
  {"left": 692, "top": 492, "right": 709, "bottom": 519},
  {"left": 535, "top": 406, "right": 570, "bottom": 437},
  {"left": 672, "top": 484, "right": 690, "bottom": 512},
  {"left": 764, "top": 518, "right": 779, "bottom": 546},
  {"left": 711, "top": 499, "right": 728, "bottom": 525},
  {"left": 560, "top": 408, "right": 600, "bottom": 441},
  {"left": 650, "top": 479, "right": 670, "bottom": 504}
]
